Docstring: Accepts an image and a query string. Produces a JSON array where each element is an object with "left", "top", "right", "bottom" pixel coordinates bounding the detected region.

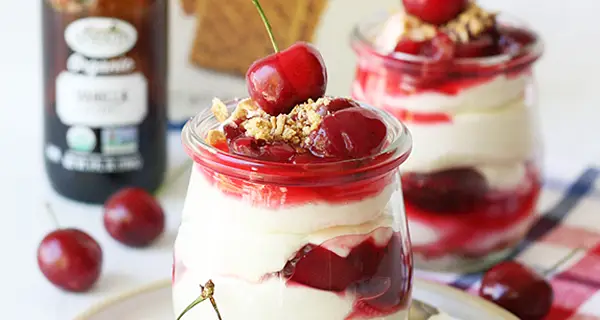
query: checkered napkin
[{"left": 414, "top": 167, "right": 600, "bottom": 320}]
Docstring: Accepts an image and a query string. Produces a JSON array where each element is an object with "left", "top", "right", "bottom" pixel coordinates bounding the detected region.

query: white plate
[{"left": 75, "top": 278, "right": 517, "bottom": 320}]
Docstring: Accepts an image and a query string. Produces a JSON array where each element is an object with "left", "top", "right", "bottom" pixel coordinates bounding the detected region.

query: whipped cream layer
[
  {"left": 173, "top": 166, "right": 407, "bottom": 319},
  {"left": 398, "top": 75, "right": 535, "bottom": 190}
]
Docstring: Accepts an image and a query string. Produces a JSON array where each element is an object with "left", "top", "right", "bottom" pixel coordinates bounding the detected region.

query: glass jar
[
  {"left": 351, "top": 13, "right": 544, "bottom": 273},
  {"left": 172, "top": 100, "right": 414, "bottom": 319}
]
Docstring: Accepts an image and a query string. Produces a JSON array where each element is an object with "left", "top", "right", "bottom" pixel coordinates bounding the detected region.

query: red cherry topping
[
  {"left": 394, "top": 38, "right": 426, "bottom": 55},
  {"left": 423, "top": 32, "right": 455, "bottom": 60},
  {"left": 310, "top": 107, "right": 387, "bottom": 159},
  {"left": 37, "top": 228, "right": 103, "bottom": 292},
  {"left": 402, "top": 0, "right": 468, "bottom": 25},
  {"left": 479, "top": 261, "right": 553, "bottom": 320},
  {"left": 317, "top": 97, "right": 359, "bottom": 115},
  {"left": 401, "top": 168, "right": 489, "bottom": 213},
  {"left": 223, "top": 123, "right": 245, "bottom": 143},
  {"left": 230, "top": 137, "right": 297, "bottom": 162},
  {"left": 246, "top": 0, "right": 327, "bottom": 116},
  {"left": 455, "top": 33, "right": 497, "bottom": 58},
  {"left": 104, "top": 187, "right": 165, "bottom": 248}
]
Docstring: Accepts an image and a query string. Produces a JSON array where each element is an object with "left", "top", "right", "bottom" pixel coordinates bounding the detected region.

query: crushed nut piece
[
  {"left": 400, "top": 3, "right": 496, "bottom": 43},
  {"left": 233, "top": 97, "right": 330, "bottom": 147},
  {"left": 211, "top": 98, "right": 229, "bottom": 123},
  {"left": 206, "top": 130, "right": 226, "bottom": 145},
  {"left": 244, "top": 117, "right": 273, "bottom": 141}
]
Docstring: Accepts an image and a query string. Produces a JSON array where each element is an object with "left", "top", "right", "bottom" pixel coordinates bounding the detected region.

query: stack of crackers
[{"left": 179, "top": 0, "right": 329, "bottom": 76}]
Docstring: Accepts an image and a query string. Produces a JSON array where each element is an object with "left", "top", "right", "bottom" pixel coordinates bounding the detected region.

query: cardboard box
[{"left": 168, "top": 0, "right": 400, "bottom": 128}]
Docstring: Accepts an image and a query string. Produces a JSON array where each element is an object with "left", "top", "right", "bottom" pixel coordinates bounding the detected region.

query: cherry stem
[
  {"left": 45, "top": 202, "right": 60, "bottom": 229},
  {"left": 542, "top": 247, "right": 584, "bottom": 277},
  {"left": 251, "top": 0, "right": 279, "bottom": 53},
  {"left": 154, "top": 160, "right": 193, "bottom": 198},
  {"left": 176, "top": 280, "right": 222, "bottom": 320}
]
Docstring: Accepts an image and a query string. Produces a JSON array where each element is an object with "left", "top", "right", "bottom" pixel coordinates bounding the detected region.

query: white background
[{"left": 0, "top": 0, "right": 599, "bottom": 319}]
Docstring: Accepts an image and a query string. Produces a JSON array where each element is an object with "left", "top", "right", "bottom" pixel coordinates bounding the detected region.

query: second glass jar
[{"left": 351, "top": 13, "right": 544, "bottom": 273}]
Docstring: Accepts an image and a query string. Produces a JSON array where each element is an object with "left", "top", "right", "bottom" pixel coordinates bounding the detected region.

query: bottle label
[
  {"left": 56, "top": 72, "right": 148, "bottom": 127},
  {"left": 48, "top": 17, "right": 148, "bottom": 174}
]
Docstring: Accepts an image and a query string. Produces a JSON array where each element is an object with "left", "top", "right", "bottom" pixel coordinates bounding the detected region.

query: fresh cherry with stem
[
  {"left": 103, "top": 160, "right": 192, "bottom": 248},
  {"left": 37, "top": 203, "right": 103, "bottom": 293},
  {"left": 479, "top": 248, "right": 582, "bottom": 320},
  {"left": 246, "top": 0, "right": 327, "bottom": 116}
]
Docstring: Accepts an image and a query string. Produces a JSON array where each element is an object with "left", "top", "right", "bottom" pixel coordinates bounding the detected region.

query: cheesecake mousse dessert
[
  {"left": 172, "top": 1, "right": 414, "bottom": 319},
  {"left": 351, "top": 0, "right": 544, "bottom": 272}
]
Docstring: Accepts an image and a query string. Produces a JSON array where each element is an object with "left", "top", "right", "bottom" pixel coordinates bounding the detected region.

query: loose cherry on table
[
  {"left": 245, "top": 0, "right": 327, "bottom": 116},
  {"left": 37, "top": 204, "right": 103, "bottom": 293},
  {"left": 103, "top": 187, "right": 165, "bottom": 248},
  {"left": 480, "top": 248, "right": 582, "bottom": 320},
  {"left": 402, "top": 0, "right": 468, "bottom": 25},
  {"left": 479, "top": 261, "right": 553, "bottom": 320}
]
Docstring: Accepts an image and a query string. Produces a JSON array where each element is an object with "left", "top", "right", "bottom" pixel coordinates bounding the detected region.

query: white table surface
[{"left": 1, "top": 0, "right": 599, "bottom": 319}]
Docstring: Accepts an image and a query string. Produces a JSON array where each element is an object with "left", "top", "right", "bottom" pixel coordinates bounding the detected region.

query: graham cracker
[{"left": 189, "top": 0, "right": 329, "bottom": 76}]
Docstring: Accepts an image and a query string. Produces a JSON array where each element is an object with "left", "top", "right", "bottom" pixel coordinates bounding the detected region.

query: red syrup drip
[
  {"left": 266, "top": 229, "right": 412, "bottom": 319},
  {"left": 198, "top": 166, "right": 395, "bottom": 208},
  {"left": 402, "top": 164, "right": 541, "bottom": 258}
]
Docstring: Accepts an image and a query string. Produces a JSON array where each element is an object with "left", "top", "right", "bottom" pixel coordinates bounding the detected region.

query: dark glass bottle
[{"left": 42, "top": 0, "right": 168, "bottom": 204}]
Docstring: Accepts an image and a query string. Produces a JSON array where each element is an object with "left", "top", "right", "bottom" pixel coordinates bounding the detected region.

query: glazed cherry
[
  {"left": 246, "top": 42, "right": 327, "bottom": 116},
  {"left": 402, "top": 168, "right": 489, "bottom": 213},
  {"left": 310, "top": 107, "right": 387, "bottom": 159},
  {"left": 480, "top": 261, "right": 553, "bottom": 320},
  {"left": 402, "top": 0, "right": 468, "bottom": 25},
  {"left": 230, "top": 136, "right": 296, "bottom": 162},
  {"left": 423, "top": 32, "right": 455, "bottom": 60},
  {"left": 37, "top": 228, "right": 103, "bottom": 292},
  {"left": 104, "top": 187, "right": 165, "bottom": 248},
  {"left": 317, "top": 97, "right": 359, "bottom": 115},
  {"left": 455, "top": 33, "right": 497, "bottom": 58},
  {"left": 394, "top": 38, "right": 425, "bottom": 55}
]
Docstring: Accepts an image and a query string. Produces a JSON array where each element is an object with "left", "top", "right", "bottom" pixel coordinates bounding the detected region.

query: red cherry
[
  {"left": 317, "top": 97, "right": 359, "bottom": 116},
  {"left": 479, "top": 261, "right": 553, "bottom": 320},
  {"left": 103, "top": 188, "right": 165, "bottom": 248},
  {"left": 223, "top": 123, "right": 245, "bottom": 143},
  {"left": 455, "top": 34, "right": 497, "bottom": 58},
  {"left": 402, "top": 0, "right": 468, "bottom": 25},
  {"left": 402, "top": 168, "right": 489, "bottom": 213},
  {"left": 310, "top": 107, "right": 387, "bottom": 159},
  {"left": 246, "top": 42, "right": 327, "bottom": 116},
  {"left": 37, "top": 228, "right": 103, "bottom": 292},
  {"left": 230, "top": 136, "right": 297, "bottom": 162},
  {"left": 393, "top": 38, "right": 426, "bottom": 55},
  {"left": 423, "top": 32, "right": 455, "bottom": 60}
]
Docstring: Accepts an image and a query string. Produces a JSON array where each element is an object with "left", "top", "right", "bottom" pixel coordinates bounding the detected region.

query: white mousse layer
[{"left": 173, "top": 167, "right": 408, "bottom": 319}]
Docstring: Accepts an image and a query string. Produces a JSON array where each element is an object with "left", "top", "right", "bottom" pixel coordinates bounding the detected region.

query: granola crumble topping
[
  {"left": 207, "top": 97, "right": 332, "bottom": 149},
  {"left": 401, "top": 3, "right": 496, "bottom": 43}
]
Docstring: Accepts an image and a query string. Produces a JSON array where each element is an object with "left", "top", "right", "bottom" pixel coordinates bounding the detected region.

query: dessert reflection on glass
[
  {"left": 172, "top": 2, "right": 414, "bottom": 317},
  {"left": 351, "top": 0, "right": 544, "bottom": 272}
]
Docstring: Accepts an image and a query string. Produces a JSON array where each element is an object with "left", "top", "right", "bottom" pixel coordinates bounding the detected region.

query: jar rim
[
  {"left": 181, "top": 98, "right": 412, "bottom": 186},
  {"left": 350, "top": 11, "right": 544, "bottom": 76}
]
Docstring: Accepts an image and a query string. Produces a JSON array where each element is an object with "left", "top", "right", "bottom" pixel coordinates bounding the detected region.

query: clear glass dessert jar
[
  {"left": 351, "top": 13, "right": 544, "bottom": 273},
  {"left": 172, "top": 100, "right": 414, "bottom": 319}
]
